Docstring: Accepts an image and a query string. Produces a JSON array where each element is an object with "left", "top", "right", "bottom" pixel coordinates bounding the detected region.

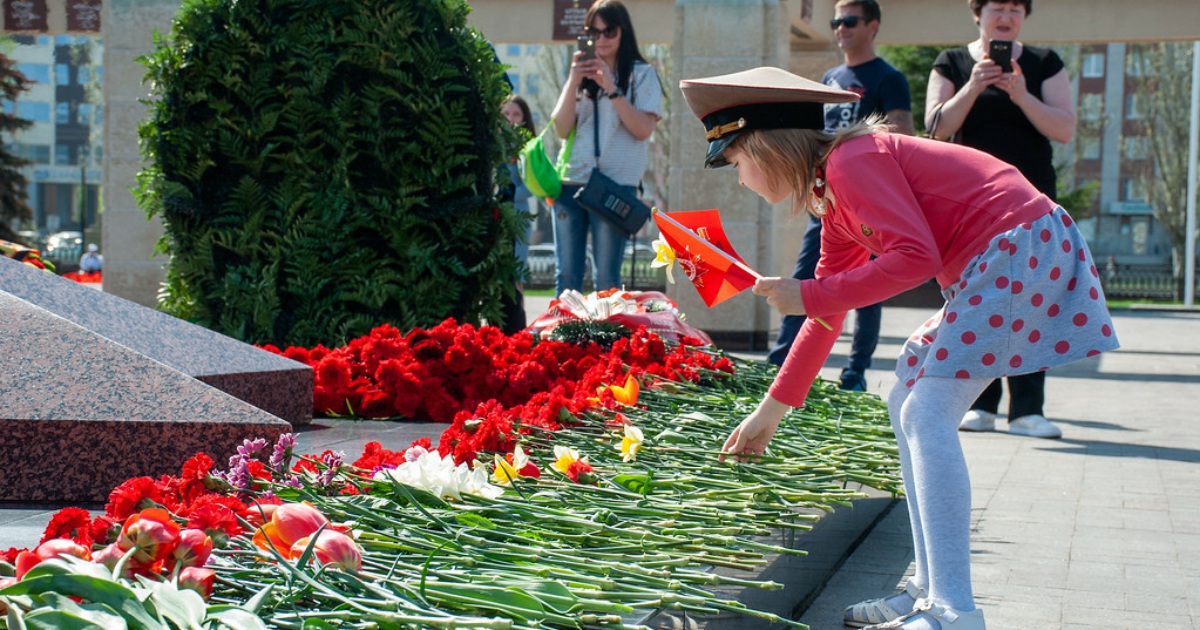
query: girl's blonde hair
[{"left": 728, "top": 114, "right": 891, "bottom": 217}]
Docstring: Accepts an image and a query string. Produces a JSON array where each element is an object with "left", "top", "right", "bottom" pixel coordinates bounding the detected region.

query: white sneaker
[
  {"left": 1007, "top": 414, "right": 1062, "bottom": 439},
  {"left": 958, "top": 410, "right": 995, "bottom": 432}
]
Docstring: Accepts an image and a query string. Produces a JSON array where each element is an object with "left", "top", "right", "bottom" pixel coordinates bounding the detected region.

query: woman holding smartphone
[
  {"left": 549, "top": 0, "right": 661, "bottom": 297},
  {"left": 925, "top": 0, "right": 1075, "bottom": 440}
]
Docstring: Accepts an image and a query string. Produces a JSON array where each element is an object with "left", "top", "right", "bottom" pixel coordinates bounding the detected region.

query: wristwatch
[{"left": 607, "top": 91, "right": 622, "bottom": 100}]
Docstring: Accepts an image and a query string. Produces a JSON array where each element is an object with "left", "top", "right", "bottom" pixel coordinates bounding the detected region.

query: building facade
[{"left": 3, "top": 34, "right": 103, "bottom": 253}]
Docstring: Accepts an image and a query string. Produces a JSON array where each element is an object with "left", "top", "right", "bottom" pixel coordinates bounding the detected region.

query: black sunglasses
[
  {"left": 829, "top": 16, "right": 865, "bottom": 29},
  {"left": 586, "top": 25, "right": 620, "bottom": 39}
]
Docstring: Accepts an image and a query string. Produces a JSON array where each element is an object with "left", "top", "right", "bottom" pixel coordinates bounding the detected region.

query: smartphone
[
  {"left": 988, "top": 39, "right": 1013, "bottom": 73},
  {"left": 577, "top": 35, "right": 596, "bottom": 61}
]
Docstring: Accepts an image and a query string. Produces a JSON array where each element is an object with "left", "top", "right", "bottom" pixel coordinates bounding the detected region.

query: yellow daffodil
[
  {"left": 618, "top": 424, "right": 645, "bottom": 462},
  {"left": 491, "top": 445, "right": 536, "bottom": 486},
  {"left": 650, "top": 236, "right": 677, "bottom": 284},
  {"left": 553, "top": 445, "right": 584, "bottom": 475}
]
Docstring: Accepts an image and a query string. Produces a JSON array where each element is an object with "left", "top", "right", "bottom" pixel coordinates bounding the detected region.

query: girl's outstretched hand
[
  {"left": 719, "top": 395, "right": 790, "bottom": 463},
  {"left": 753, "top": 277, "right": 806, "bottom": 316}
]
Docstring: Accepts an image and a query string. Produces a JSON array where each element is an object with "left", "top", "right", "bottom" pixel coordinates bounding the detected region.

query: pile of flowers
[
  {"left": 62, "top": 269, "right": 103, "bottom": 283},
  {"left": 264, "top": 297, "right": 733, "bottom": 424},
  {"left": 3, "top": 299, "right": 902, "bottom": 628}
]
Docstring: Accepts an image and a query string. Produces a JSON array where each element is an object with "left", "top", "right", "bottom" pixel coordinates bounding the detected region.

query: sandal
[
  {"left": 843, "top": 580, "right": 924, "bottom": 628},
  {"left": 865, "top": 598, "right": 986, "bottom": 629}
]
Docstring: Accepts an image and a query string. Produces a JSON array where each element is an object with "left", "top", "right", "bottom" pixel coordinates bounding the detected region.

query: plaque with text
[
  {"left": 4, "top": 0, "right": 48, "bottom": 32},
  {"left": 552, "top": 0, "right": 594, "bottom": 41},
  {"left": 67, "top": 0, "right": 102, "bottom": 32}
]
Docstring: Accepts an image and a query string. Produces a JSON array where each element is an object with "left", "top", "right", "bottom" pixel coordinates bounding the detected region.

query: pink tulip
[
  {"left": 118, "top": 508, "right": 182, "bottom": 566},
  {"left": 178, "top": 566, "right": 216, "bottom": 600},
  {"left": 34, "top": 538, "right": 91, "bottom": 562},
  {"left": 14, "top": 551, "right": 40, "bottom": 579},
  {"left": 91, "top": 543, "right": 125, "bottom": 568},
  {"left": 0, "top": 577, "right": 15, "bottom": 613},
  {"left": 167, "top": 529, "right": 213, "bottom": 570},
  {"left": 252, "top": 502, "right": 330, "bottom": 559},
  {"left": 290, "top": 530, "right": 362, "bottom": 572}
]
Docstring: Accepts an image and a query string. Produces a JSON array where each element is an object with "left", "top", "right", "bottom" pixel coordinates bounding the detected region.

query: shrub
[{"left": 137, "top": 0, "right": 523, "bottom": 347}]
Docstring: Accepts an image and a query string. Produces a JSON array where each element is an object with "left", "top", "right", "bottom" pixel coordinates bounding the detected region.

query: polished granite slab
[
  {"left": 0, "top": 257, "right": 312, "bottom": 425},
  {"left": 0, "top": 291, "right": 292, "bottom": 503}
]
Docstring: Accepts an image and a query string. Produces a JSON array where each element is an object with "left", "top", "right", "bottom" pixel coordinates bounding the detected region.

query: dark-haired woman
[
  {"left": 499, "top": 94, "right": 537, "bottom": 334},
  {"left": 925, "top": 0, "right": 1076, "bottom": 440},
  {"left": 549, "top": 0, "right": 661, "bottom": 296}
]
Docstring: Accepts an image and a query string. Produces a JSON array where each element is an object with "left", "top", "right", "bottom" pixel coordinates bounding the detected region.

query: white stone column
[
  {"left": 102, "top": 0, "right": 178, "bottom": 306},
  {"left": 667, "top": 0, "right": 790, "bottom": 349}
]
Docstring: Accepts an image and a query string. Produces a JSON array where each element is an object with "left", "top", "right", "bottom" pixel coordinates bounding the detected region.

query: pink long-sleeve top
[{"left": 769, "top": 133, "right": 1057, "bottom": 408}]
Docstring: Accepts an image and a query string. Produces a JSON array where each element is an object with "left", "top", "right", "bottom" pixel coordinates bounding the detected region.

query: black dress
[{"left": 932, "top": 45, "right": 1064, "bottom": 200}]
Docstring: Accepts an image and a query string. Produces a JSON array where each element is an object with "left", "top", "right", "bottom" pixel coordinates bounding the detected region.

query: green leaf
[
  {"left": 22, "top": 592, "right": 130, "bottom": 630},
  {"left": 146, "top": 581, "right": 206, "bottom": 630}
]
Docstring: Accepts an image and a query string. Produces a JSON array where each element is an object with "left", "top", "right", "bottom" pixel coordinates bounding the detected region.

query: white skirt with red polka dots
[{"left": 896, "top": 206, "right": 1119, "bottom": 388}]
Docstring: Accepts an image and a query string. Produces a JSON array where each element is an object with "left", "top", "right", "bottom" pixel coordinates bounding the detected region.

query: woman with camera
[
  {"left": 549, "top": 0, "right": 661, "bottom": 297},
  {"left": 925, "top": 0, "right": 1075, "bottom": 440}
]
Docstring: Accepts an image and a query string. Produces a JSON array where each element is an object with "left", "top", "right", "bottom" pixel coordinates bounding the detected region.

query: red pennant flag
[{"left": 652, "top": 209, "right": 760, "bottom": 307}]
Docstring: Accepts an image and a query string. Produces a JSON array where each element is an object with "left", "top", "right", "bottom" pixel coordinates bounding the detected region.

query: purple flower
[
  {"left": 269, "top": 433, "right": 298, "bottom": 472},
  {"left": 317, "top": 451, "right": 345, "bottom": 487}
]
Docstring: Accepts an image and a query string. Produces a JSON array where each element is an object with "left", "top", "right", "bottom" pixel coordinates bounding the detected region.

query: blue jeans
[
  {"left": 767, "top": 215, "right": 882, "bottom": 374},
  {"left": 553, "top": 183, "right": 631, "bottom": 296}
]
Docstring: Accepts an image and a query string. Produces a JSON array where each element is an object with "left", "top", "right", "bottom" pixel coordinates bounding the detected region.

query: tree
[
  {"left": 137, "top": 0, "right": 524, "bottom": 347},
  {"left": 0, "top": 51, "right": 34, "bottom": 234},
  {"left": 877, "top": 45, "right": 948, "bottom": 135},
  {"left": 1136, "top": 42, "right": 1196, "bottom": 272}
]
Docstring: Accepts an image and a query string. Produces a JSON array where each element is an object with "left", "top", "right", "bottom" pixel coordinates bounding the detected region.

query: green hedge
[{"left": 137, "top": 0, "right": 523, "bottom": 347}]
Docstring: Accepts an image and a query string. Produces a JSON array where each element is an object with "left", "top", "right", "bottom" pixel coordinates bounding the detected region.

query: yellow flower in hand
[
  {"left": 618, "top": 424, "right": 645, "bottom": 462},
  {"left": 650, "top": 236, "right": 677, "bottom": 284}
]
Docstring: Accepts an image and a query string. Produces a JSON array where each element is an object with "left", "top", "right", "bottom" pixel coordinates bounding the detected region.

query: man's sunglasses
[
  {"left": 829, "top": 16, "right": 865, "bottom": 29},
  {"left": 586, "top": 25, "right": 620, "bottom": 39}
]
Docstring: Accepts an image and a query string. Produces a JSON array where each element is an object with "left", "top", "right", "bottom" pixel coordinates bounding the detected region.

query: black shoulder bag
[{"left": 573, "top": 82, "right": 652, "bottom": 238}]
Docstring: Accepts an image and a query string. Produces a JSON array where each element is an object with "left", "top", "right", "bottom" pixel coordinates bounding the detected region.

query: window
[
  {"left": 95, "top": 67, "right": 102, "bottom": 87},
  {"left": 507, "top": 44, "right": 521, "bottom": 57},
  {"left": 1079, "top": 93, "right": 1103, "bottom": 122},
  {"left": 526, "top": 73, "right": 540, "bottom": 95},
  {"left": 54, "top": 144, "right": 71, "bottom": 165},
  {"left": 1123, "top": 135, "right": 1149, "bottom": 161},
  {"left": 55, "top": 35, "right": 74, "bottom": 46},
  {"left": 94, "top": 104, "right": 103, "bottom": 125},
  {"left": 525, "top": 45, "right": 538, "bottom": 55},
  {"left": 508, "top": 74, "right": 519, "bottom": 93},
  {"left": 56, "top": 102, "right": 71, "bottom": 124},
  {"left": 1, "top": 101, "right": 12, "bottom": 115},
  {"left": 77, "top": 66, "right": 91, "bottom": 85},
  {"left": 19, "top": 102, "right": 51, "bottom": 122},
  {"left": 17, "top": 63, "right": 51, "bottom": 84},
  {"left": 1122, "top": 177, "right": 1146, "bottom": 202},
  {"left": 1082, "top": 53, "right": 1104, "bottom": 78},
  {"left": 1125, "top": 50, "right": 1155, "bottom": 77},
  {"left": 16, "top": 144, "right": 51, "bottom": 164},
  {"left": 55, "top": 63, "right": 70, "bottom": 86},
  {"left": 78, "top": 103, "right": 91, "bottom": 125},
  {"left": 1079, "top": 134, "right": 1101, "bottom": 160},
  {"left": 1124, "top": 93, "right": 1143, "bottom": 120}
]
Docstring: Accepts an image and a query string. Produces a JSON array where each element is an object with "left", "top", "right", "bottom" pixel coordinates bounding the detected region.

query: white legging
[{"left": 887, "top": 375, "right": 991, "bottom": 612}]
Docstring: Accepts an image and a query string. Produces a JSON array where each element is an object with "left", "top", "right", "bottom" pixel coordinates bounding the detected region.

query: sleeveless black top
[{"left": 933, "top": 45, "right": 1065, "bottom": 200}]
